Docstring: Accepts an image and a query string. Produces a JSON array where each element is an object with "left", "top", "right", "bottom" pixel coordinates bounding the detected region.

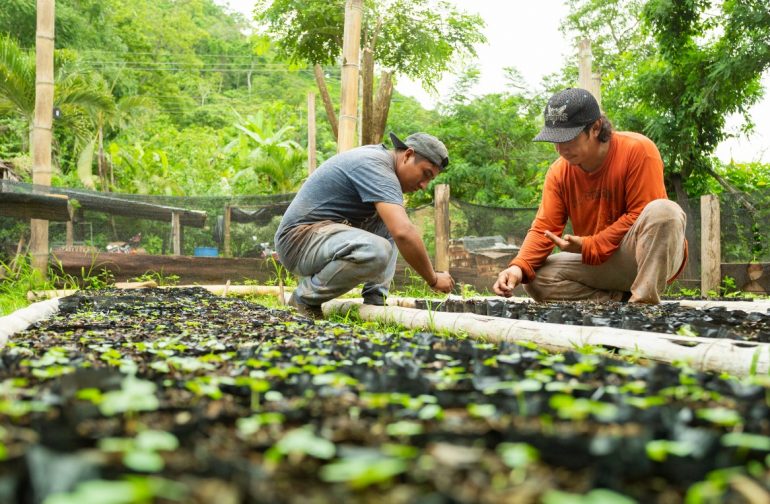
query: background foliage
[{"left": 0, "top": 0, "right": 768, "bottom": 219}]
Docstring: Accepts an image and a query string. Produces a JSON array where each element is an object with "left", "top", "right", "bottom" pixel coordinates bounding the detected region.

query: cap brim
[
  {"left": 389, "top": 131, "right": 408, "bottom": 150},
  {"left": 533, "top": 125, "right": 586, "bottom": 143}
]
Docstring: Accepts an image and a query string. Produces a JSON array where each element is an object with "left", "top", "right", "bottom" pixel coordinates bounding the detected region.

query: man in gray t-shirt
[{"left": 275, "top": 132, "right": 455, "bottom": 318}]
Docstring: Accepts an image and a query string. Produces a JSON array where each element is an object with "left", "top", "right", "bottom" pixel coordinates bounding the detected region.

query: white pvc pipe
[
  {"left": 0, "top": 298, "right": 61, "bottom": 346},
  {"left": 324, "top": 299, "right": 770, "bottom": 378}
]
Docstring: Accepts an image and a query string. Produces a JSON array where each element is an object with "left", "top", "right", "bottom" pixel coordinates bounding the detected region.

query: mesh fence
[
  {"left": 0, "top": 181, "right": 294, "bottom": 258},
  {"left": 718, "top": 189, "right": 770, "bottom": 263},
  {"left": 2, "top": 180, "right": 768, "bottom": 272}
]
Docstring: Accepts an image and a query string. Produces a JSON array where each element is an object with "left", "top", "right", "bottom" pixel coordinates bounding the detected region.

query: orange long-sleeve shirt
[{"left": 511, "top": 131, "right": 677, "bottom": 283}]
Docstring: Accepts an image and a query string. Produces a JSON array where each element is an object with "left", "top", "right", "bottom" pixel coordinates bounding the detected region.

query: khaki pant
[{"left": 524, "top": 199, "right": 687, "bottom": 304}]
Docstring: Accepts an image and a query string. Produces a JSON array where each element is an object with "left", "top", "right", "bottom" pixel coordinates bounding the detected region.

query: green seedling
[
  {"left": 265, "top": 427, "right": 336, "bottom": 464},
  {"left": 646, "top": 439, "right": 697, "bottom": 462},
  {"left": 99, "top": 430, "right": 179, "bottom": 472},
  {"left": 42, "top": 475, "right": 187, "bottom": 504},
  {"left": 97, "top": 375, "right": 160, "bottom": 417},
  {"left": 319, "top": 454, "right": 407, "bottom": 489}
]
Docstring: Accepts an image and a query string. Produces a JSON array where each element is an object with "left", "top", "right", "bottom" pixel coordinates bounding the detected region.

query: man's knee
[
  {"left": 643, "top": 199, "right": 685, "bottom": 226},
  {"left": 356, "top": 235, "right": 393, "bottom": 271}
]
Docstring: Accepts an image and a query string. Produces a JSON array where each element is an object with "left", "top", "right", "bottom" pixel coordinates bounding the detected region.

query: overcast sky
[{"left": 216, "top": 0, "right": 769, "bottom": 164}]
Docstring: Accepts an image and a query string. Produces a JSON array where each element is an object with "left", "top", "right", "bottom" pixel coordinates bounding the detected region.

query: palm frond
[{"left": 0, "top": 35, "right": 35, "bottom": 118}]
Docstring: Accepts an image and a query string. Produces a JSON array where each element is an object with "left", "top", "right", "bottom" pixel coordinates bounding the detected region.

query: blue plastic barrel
[{"left": 194, "top": 246, "right": 219, "bottom": 257}]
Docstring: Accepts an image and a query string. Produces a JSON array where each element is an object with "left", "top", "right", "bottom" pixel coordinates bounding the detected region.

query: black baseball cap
[
  {"left": 389, "top": 131, "right": 449, "bottom": 170},
  {"left": 533, "top": 88, "right": 601, "bottom": 143}
]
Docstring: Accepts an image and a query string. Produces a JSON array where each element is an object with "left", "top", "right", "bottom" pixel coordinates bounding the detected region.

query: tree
[
  {"left": 225, "top": 111, "right": 306, "bottom": 194},
  {"left": 430, "top": 69, "right": 553, "bottom": 207},
  {"left": 638, "top": 0, "right": 770, "bottom": 194},
  {"left": 0, "top": 35, "right": 114, "bottom": 173},
  {"left": 254, "top": 0, "right": 485, "bottom": 146},
  {"left": 561, "top": 0, "right": 770, "bottom": 197}
]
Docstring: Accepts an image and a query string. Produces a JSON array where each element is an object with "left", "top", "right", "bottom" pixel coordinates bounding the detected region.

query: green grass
[{"left": 0, "top": 257, "right": 66, "bottom": 316}]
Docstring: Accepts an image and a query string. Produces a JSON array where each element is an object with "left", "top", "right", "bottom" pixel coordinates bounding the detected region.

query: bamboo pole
[
  {"left": 30, "top": 0, "right": 56, "bottom": 277},
  {"left": 324, "top": 300, "right": 770, "bottom": 378},
  {"left": 337, "top": 0, "right": 363, "bottom": 153},
  {"left": 434, "top": 184, "right": 450, "bottom": 272},
  {"left": 223, "top": 205, "right": 232, "bottom": 258},
  {"left": 701, "top": 194, "right": 721, "bottom": 297},
  {"left": 171, "top": 212, "right": 181, "bottom": 256},
  {"left": 578, "top": 38, "right": 602, "bottom": 109},
  {"left": 65, "top": 220, "right": 74, "bottom": 247},
  {"left": 307, "top": 91, "right": 317, "bottom": 174}
]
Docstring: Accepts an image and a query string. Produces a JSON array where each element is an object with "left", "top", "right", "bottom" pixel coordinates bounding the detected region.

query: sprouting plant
[
  {"left": 664, "top": 282, "right": 700, "bottom": 298},
  {"left": 549, "top": 394, "right": 619, "bottom": 422},
  {"left": 541, "top": 489, "right": 637, "bottom": 504},
  {"left": 394, "top": 267, "right": 434, "bottom": 299},
  {"left": 236, "top": 412, "right": 285, "bottom": 438},
  {"left": 98, "top": 430, "right": 179, "bottom": 473},
  {"left": 696, "top": 407, "right": 744, "bottom": 427},
  {"left": 646, "top": 439, "right": 697, "bottom": 462},
  {"left": 233, "top": 376, "right": 270, "bottom": 410},
  {"left": 264, "top": 427, "right": 336, "bottom": 464},
  {"left": 425, "top": 302, "right": 437, "bottom": 333},
  {"left": 676, "top": 324, "right": 698, "bottom": 337},
  {"left": 720, "top": 276, "right": 740, "bottom": 297},
  {"left": 467, "top": 403, "right": 496, "bottom": 418},
  {"left": 319, "top": 454, "right": 408, "bottom": 489},
  {"left": 130, "top": 271, "right": 180, "bottom": 286},
  {"left": 42, "top": 475, "right": 187, "bottom": 504},
  {"left": 497, "top": 442, "right": 539, "bottom": 484},
  {"left": 85, "top": 375, "right": 160, "bottom": 429},
  {"left": 265, "top": 255, "right": 296, "bottom": 288}
]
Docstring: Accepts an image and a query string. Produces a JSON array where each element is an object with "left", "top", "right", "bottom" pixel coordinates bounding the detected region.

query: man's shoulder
[
  {"left": 315, "top": 144, "right": 392, "bottom": 178},
  {"left": 342, "top": 144, "right": 393, "bottom": 164},
  {"left": 614, "top": 131, "right": 658, "bottom": 151}
]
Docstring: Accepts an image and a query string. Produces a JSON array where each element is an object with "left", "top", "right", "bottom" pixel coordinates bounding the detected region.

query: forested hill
[
  {"left": 0, "top": 0, "right": 554, "bottom": 206},
  {"left": 2, "top": 0, "right": 766, "bottom": 206},
  {"left": 1, "top": 0, "right": 338, "bottom": 196}
]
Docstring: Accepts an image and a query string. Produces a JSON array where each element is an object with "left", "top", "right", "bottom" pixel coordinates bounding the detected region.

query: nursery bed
[{"left": 1, "top": 287, "right": 769, "bottom": 503}]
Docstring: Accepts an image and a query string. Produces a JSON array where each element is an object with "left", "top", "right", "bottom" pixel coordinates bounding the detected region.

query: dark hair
[{"left": 582, "top": 114, "right": 613, "bottom": 143}]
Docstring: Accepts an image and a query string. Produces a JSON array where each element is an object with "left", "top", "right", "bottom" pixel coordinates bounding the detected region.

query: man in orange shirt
[{"left": 493, "top": 88, "right": 687, "bottom": 304}]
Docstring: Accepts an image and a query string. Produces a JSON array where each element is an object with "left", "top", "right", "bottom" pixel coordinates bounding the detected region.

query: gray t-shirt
[{"left": 275, "top": 144, "right": 403, "bottom": 266}]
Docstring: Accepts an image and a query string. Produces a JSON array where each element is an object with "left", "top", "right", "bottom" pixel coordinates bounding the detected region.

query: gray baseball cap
[{"left": 390, "top": 131, "right": 449, "bottom": 170}]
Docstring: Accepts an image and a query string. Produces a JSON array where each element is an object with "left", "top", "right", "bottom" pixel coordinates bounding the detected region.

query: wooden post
[
  {"left": 578, "top": 38, "right": 602, "bottom": 109},
  {"left": 337, "top": 0, "right": 363, "bottom": 153},
  {"left": 434, "top": 184, "right": 450, "bottom": 272},
  {"left": 30, "top": 0, "right": 56, "bottom": 277},
  {"left": 171, "top": 212, "right": 181, "bottom": 256},
  {"left": 307, "top": 91, "right": 317, "bottom": 174},
  {"left": 223, "top": 205, "right": 232, "bottom": 258},
  {"left": 701, "top": 194, "right": 721, "bottom": 297},
  {"left": 65, "top": 221, "right": 74, "bottom": 247}
]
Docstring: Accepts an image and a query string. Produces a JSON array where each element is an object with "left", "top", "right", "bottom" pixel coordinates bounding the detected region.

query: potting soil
[{"left": 414, "top": 297, "right": 770, "bottom": 343}]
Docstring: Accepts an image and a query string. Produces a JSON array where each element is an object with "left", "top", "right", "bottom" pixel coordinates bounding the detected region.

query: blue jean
[{"left": 288, "top": 222, "right": 398, "bottom": 306}]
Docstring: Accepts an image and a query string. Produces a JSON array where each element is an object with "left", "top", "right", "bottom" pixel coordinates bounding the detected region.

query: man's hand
[
  {"left": 493, "top": 266, "right": 523, "bottom": 297},
  {"left": 544, "top": 230, "right": 583, "bottom": 253},
  {"left": 430, "top": 271, "right": 455, "bottom": 293}
]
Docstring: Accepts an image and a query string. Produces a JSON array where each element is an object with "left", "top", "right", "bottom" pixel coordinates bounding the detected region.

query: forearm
[
  {"left": 582, "top": 212, "right": 638, "bottom": 265},
  {"left": 392, "top": 226, "right": 437, "bottom": 285},
  {"left": 510, "top": 227, "right": 558, "bottom": 282}
]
